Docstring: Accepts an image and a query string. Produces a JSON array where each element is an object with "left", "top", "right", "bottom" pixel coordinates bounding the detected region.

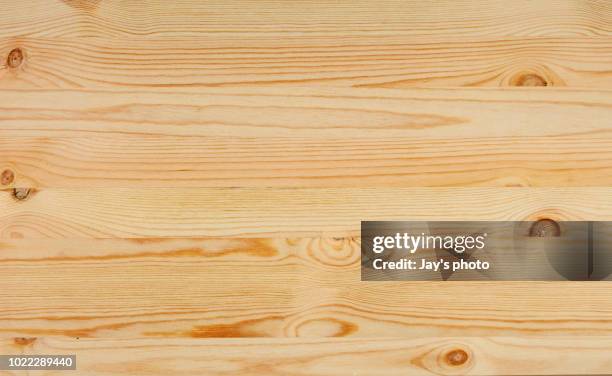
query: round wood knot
[
  {"left": 512, "top": 73, "right": 548, "bottom": 87},
  {"left": 529, "top": 219, "right": 561, "bottom": 237},
  {"left": 12, "top": 188, "right": 31, "bottom": 201},
  {"left": 6, "top": 48, "right": 24, "bottom": 68},
  {"left": 1, "top": 169, "right": 14, "bottom": 185},
  {"left": 445, "top": 349, "right": 469, "bottom": 366}
]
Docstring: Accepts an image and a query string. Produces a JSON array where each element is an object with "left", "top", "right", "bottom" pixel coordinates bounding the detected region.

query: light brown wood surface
[
  {"left": 4, "top": 337, "right": 612, "bottom": 376},
  {"left": 1, "top": 87, "right": 612, "bottom": 187},
  {"left": 2, "top": 0, "right": 612, "bottom": 38},
  {"left": 3, "top": 236, "right": 612, "bottom": 340},
  {"left": 2, "top": 37, "right": 612, "bottom": 89},
  {"left": 2, "top": 188, "right": 612, "bottom": 238},
  {"left": 2, "top": 1, "right": 612, "bottom": 375}
]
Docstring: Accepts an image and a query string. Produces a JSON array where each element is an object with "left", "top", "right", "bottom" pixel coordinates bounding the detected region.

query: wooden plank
[
  {"left": 2, "top": 133, "right": 612, "bottom": 188},
  {"left": 2, "top": 237, "right": 612, "bottom": 339},
  {"left": 2, "top": 37, "right": 612, "bottom": 89},
  {"left": 2, "top": 188, "right": 612, "bottom": 238},
  {"left": 1, "top": 1, "right": 611, "bottom": 39},
  {"left": 3, "top": 336, "right": 612, "bottom": 375},
  {"left": 0, "top": 87, "right": 611, "bottom": 139},
  {"left": 1, "top": 86, "right": 611, "bottom": 188}
]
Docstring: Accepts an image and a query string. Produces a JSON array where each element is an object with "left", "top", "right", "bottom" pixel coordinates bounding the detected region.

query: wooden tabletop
[{"left": 1, "top": 1, "right": 612, "bottom": 375}]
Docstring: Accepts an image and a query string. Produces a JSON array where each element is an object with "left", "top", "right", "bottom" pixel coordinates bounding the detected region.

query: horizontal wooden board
[
  {"left": 2, "top": 37, "right": 612, "bottom": 89},
  {"left": 2, "top": 133, "right": 612, "bottom": 188},
  {"left": 1, "top": 0, "right": 611, "bottom": 39},
  {"left": 1, "top": 86, "right": 611, "bottom": 188},
  {"left": 1, "top": 188, "right": 612, "bottom": 238},
  {"left": 3, "top": 237, "right": 612, "bottom": 339},
  {"left": 0, "top": 87, "right": 611, "bottom": 139},
  {"left": 3, "top": 336, "right": 612, "bottom": 375}
]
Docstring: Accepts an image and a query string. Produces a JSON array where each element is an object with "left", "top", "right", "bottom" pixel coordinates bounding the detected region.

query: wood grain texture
[
  {"left": 3, "top": 237, "right": 612, "bottom": 340},
  {"left": 2, "top": 188, "right": 612, "bottom": 238},
  {"left": 1, "top": 87, "right": 612, "bottom": 138},
  {"left": 2, "top": 133, "right": 612, "bottom": 188},
  {"left": 1, "top": 0, "right": 611, "bottom": 39},
  {"left": 2, "top": 37, "right": 612, "bottom": 89},
  {"left": 3, "top": 336, "right": 612, "bottom": 375},
  {"left": 0, "top": 87, "right": 611, "bottom": 188},
  {"left": 2, "top": 1, "right": 612, "bottom": 374}
]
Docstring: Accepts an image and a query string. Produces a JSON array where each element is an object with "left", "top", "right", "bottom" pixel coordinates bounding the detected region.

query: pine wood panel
[
  {"left": 1, "top": 87, "right": 611, "bottom": 138},
  {"left": 3, "top": 336, "right": 612, "bottom": 375},
  {"left": 2, "top": 133, "right": 612, "bottom": 188},
  {"left": 2, "top": 237, "right": 612, "bottom": 340},
  {"left": 0, "top": 87, "right": 611, "bottom": 188},
  {"left": 1, "top": 188, "right": 611, "bottom": 238},
  {"left": 2, "top": 1, "right": 612, "bottom": 375},
  {"left": 1, "top": 0, "right": 611, "bottom": 39},
  {"left": 2, "top": 37, "right": 612, "bottom": 89}
]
